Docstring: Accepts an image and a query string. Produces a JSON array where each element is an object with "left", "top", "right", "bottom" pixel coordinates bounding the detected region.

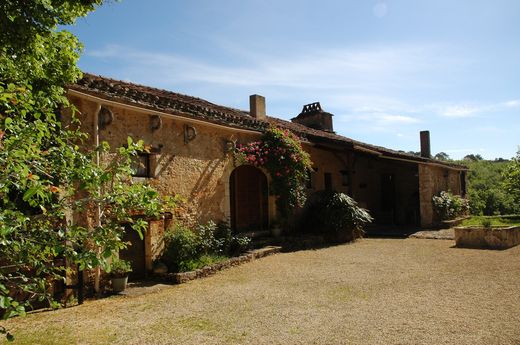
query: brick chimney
[
  {"left": 291, "top": 102, "right": 334, "bottom": 132},
  {"left": 420, "top": 130, "right": 431, "bottom": 158},
  {"left": 249, "top": 94, "right": 266, "bottom": 120}
]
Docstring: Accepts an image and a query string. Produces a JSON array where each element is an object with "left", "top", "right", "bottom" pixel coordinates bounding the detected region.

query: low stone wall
[
  {"left": 454, "top": 226, "right": 520, "bottom": 249},
  {"left": 440, "top": 216, "right": 469, "bottom": 229},
  {"left": 153, "top": 246, "right": 281, "bottom": 284}
]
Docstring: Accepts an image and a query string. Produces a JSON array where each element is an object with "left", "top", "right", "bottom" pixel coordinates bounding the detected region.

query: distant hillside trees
[
  {"left": 504, "top": 150, "right": 520, "bottom": 206},
  {"left": 463, "top": 157, "right": 519, "bottom": 215}
]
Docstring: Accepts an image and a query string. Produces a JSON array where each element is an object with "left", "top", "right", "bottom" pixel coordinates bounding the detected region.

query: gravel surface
[{"left": 4, "top": 238, "right": 520, "bottom": 345}]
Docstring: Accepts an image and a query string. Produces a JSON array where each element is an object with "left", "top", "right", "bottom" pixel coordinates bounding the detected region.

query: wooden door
[
  {"left": 119, "top": 225, "right": 146, "bottom": 281},
  {"left": 230, "top": 166, "right": 268, "bottom": 232}
]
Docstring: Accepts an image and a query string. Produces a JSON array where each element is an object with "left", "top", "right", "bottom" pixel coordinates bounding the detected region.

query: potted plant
[{"left": 108, "top": 257, "right": 132, "bottom": 293}]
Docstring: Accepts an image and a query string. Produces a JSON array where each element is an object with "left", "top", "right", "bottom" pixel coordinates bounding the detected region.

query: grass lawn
[
  {"left": 460, "top": 215, "right": 520, "bottom": 227},
  {"left": 3, "top": 238, "right": 520, "bottom": 345}
]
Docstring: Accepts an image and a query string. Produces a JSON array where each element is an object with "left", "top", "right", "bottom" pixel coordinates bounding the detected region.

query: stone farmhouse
[{"left": 67, "top": 73, "right": 467, "bottom": 278}]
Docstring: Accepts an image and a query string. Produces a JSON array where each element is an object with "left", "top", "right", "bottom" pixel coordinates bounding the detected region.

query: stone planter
[
  {"left": 440, "top": 216, "right": 469, "bottom": 229},
  {"left": 454, "top": 226, "right": 520, "bottom": 249}
]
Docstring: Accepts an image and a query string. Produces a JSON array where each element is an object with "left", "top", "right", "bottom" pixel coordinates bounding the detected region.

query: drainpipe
[{"left": 93, "top": 104, "right": 102, "bottom": 294}]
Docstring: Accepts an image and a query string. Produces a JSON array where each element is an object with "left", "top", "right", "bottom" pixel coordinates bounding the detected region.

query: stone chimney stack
[
  {"left": 249, "top": 94, "right": 266, "bottom": 120},
  {"left": 420, "top": 130, "right": 431, "bottom": 158},
  {"left": 291, "top": 102, "right": 334, "bottom": 133}
]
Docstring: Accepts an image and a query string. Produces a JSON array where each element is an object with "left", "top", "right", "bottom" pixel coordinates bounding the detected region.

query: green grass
[{"left": 461, "top": 215, "right": 520, "bottom": 227}]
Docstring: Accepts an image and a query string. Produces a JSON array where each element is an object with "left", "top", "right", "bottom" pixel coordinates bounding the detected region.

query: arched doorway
[{"left": 230, "top": 165, "right": 268, "bottom": 232}]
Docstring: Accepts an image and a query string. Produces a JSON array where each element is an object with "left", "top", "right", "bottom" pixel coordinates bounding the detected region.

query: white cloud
[
  {"left": 86, "top": 43, "right": 446, "bottom": 93},
  {"left": 380, "top": 114, "right": 420, "bottom": 124},
  {"left": 504, "top": 100, "right": 520, "bottom": 108},
  {"left": 441, "top": 105, "right": 482, "bottom": 117},
  {"left": 437, "top": 99, "right": 520, "bottom": 118}
]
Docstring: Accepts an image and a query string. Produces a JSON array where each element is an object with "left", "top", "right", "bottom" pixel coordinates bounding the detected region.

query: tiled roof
[
  {"left": 69, "top": 73, "right": 466, "bottom": 170},
  {"left": 71, "top": 73, "right": 269, "bottom": 132}
]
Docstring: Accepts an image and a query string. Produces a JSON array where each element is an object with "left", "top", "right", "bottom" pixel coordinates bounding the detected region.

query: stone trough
[{"left": 454, "top": 226, "right": 520, "bottom": 249}]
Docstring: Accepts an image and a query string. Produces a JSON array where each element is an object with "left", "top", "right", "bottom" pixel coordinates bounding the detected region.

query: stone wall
[
  {"left": 352, "top": 154, "right": 419, "bottom": 226},
  {"left": 70, "top": 96, "right": 264, "bottom": 228},
  {"left": 419, "top": 164, "right": 464, "bottom": 227},
  {"left": 455, "top": 226, "right": 520, "bottom": 249},
  {"left": 304, "top": 145, "right": 350, "bottom": 194}
]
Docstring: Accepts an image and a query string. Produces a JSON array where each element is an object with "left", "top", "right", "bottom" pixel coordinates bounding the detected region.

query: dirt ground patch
[{"left": 4, "top": 238, "right": 520, "bottom": 345}]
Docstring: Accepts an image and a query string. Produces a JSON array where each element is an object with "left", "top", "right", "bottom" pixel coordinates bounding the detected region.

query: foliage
[
  {"left": 481, "top": 218, "right": 492, "bottom": 229},
  {"left": 161, "top": 224, "right": 201, "bottom": 273},
  {"left": 1, "top": 1, "right": 103, "bottom": 104},
  {"left": 432, "top": 191, "right": 469, "bottom": 221},
  {"left": 504, "top": 150, "right": 520, "bottom": 205},
  {"left": 179, "top": 255, "right": 229, "bottom": 273},
  {"left": 463, "top": 154, "right": 483, "bottom": 162},
  {"left": 434, "top": 152, "right": 451, "bottom": 161},
  {"left": 0, "top": 0, "right": 170, "bottom": 336},
  {"left": 235, "top": 126, "right": 312, "bottom": 215},
  {"left": 461, "top": 158, "right": 519, "bottom": 215},
  {"left": 106, "top": 258, "right": 132, "bottom": 279},
  {"left": 460, "top": 215, "right": 520, "bottom": 228},
  {"left": 161, "top": 222, "right": 251, "bottom": 272},
  {"left": 298, "top": 191, "right": 373, "bottom": 242}
]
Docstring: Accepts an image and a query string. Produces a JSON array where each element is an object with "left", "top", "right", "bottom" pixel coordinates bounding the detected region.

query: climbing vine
[{"left": 235, "top": 126, "right": 312, "bottom": 215}]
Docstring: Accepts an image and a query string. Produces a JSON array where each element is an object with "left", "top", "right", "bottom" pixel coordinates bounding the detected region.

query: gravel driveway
[{"left": 4, "top": 238, "right": 520, "bottom": 344}]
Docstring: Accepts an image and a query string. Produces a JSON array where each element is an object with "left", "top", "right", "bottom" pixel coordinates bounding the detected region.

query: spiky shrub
[{"left": 299, "top": 191, "right": 373, "bottom": 242}]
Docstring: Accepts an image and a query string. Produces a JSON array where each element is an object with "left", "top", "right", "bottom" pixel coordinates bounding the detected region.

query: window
[
  {"left": 307, "top": 168, "right": 318, "bottom": 189},
  {"left": 324, "top": 172, "right": 332, "bottom": 191},
  {"left": 460, "top": 171, "right": 467, "bottom": 197},
  {"left": 132, "top": 153, "right": 151, "bottom": 178},
  {"left": 340, "top": 170, "right": 350, "bottom": 186}
]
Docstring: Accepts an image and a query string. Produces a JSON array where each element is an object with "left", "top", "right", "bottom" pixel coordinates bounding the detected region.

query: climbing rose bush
[{"left": 235, "top": 126, "right": 312, "bottom": 212}]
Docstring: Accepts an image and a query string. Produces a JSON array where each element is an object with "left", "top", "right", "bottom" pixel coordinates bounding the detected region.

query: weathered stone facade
[
  {"left": 67, "top": 73, "right": 467, "bottom": 275},
  {"left": 419, "top": 164, "right": 465, "bottom": 227}
]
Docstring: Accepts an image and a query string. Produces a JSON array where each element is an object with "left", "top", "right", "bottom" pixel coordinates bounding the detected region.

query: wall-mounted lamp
[
  {"left": 149, "top": 114, "right": 162, "bottom": 131},
  {"left": 224, "top": 139, "right": 236, "bottom": 153},
  {"left": 98, "top": 106, "right": 113, "bottom": 129},
  {"left": 184, "top": 125, "right": 197, "bottom": 144}
]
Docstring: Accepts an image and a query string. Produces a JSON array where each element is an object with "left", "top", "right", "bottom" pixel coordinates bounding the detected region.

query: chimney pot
[
  {"left": 420, "top": 130, "right": 431, "bottom": 158},
  {"left": 249, "top": 94, "right": 266, "bottom": 120}
]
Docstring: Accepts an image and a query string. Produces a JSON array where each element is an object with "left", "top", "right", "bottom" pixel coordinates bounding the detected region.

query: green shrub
[
  {"left": 299, "top": 191, "right": 373, "bottom": 242},
  {"left": 161, "top": 221, "right": 251, "bottom": 272},
  {"left": 161, "top": 224, "right": 201, "bottom": 272},
  {"left": 196, "top": 221, "right": 224, "bottom": 255},
  {"left": 432, "top": 191, "right": 469, "bottom": 221},
  {"left": 178, "top": 254, "right": 229, "bottom": 272},
  {"left": 481, "top": 219, "right": 492, "bottom": 229},
  {"left": 228, "top": 235, "right": 251, "bottom": 256}
]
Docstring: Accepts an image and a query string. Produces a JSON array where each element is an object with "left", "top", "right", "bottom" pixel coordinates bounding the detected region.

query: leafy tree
[
  {"left": 504, "top": 150, "right": 520, "bottom": 204},
  {"left": 434, "top": 152, "right": 451, "bottom": 161},
  {"left": 463, "top": 154, "right": 483, "bottom": 161},
  {"left": 462, "top": 158, "right": 519, "bottom": 216},
  {"left": 0, "top": 0, "right": 169, "bottom": 339}
]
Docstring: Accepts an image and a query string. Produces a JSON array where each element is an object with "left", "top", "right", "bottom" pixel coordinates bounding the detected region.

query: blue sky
[{"left": 69, "top": 0, "right": 520, "bottom": 160}]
